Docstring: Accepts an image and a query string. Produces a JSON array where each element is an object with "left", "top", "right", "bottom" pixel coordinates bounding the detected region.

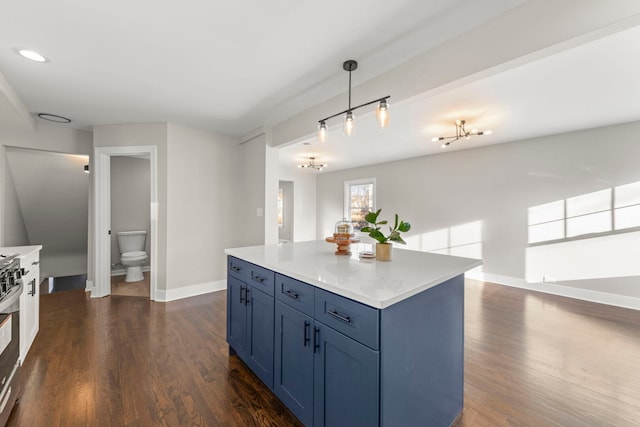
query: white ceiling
[
  {"left": 0, "top": 0, "right": 522, "bottom": 135},
  {"left": 2, "top": 1, "right": 640, "bottom": 175},
  {"left": 280, "top": 24, "right": 640, "bottom": 173}
]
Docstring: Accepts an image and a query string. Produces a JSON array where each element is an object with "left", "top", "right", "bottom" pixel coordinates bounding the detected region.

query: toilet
[{"left": 116, "top": 231, "right": 148, "bottom": 282}]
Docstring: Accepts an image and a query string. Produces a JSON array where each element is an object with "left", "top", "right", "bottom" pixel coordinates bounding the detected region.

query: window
[{"left": 344, "top": 178, "right": 376, "bottom": 231}]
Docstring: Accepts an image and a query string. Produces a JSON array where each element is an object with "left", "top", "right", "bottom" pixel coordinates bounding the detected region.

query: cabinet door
[
  {"left": 245, "top": 285, "right": 274, "bottom": 389},
  {"left": 227, "top": 276, "right": 247, "bottom": 358},
  {"left": 274, "top": 301, "right": 314, "bottom": 426},
  {"left": 19, "top": 255, "right": 40, "bottom": 363},
  {"left": 314, "top": 323, "right": 379, "bottom": 427}
]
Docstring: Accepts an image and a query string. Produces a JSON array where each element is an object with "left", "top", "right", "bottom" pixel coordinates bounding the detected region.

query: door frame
[{"left": 93, "top": 145, "right": 158, "bottom": 299}]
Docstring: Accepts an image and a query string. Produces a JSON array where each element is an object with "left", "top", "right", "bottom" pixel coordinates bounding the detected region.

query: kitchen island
[{"left": 225, "top": 240, "right": 481, "bottom": 427}]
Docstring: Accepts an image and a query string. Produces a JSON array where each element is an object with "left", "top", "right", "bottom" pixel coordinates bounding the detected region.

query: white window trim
[{"left": 344, "top": 178, "right": 376, "bottom": 233}]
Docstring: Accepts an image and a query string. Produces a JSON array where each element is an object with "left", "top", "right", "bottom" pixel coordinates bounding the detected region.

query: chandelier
[
  {"left": 317, "top": 60, "right": 390, "bottom": 143},
  {"left": 433, "top": 119, "right": 492, "bottom": 148},
  {"left": 297, "top": 157, "right": 327, "bottom": 171}
]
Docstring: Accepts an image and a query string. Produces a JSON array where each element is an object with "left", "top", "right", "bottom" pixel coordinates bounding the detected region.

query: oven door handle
[{"left": 0, "top": 283, "right": 22, "bottom": 313}]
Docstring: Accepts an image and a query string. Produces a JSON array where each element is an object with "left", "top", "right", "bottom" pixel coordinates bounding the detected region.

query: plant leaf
[
  {"left": 398, "top": 221, "right": 411, "bottom": 232},
  {"left": 388, "top": 230, "right": 400, "bottom": 240},
  {"left": 364, "top": 211, "right": 378, "bottom": 223},
  {"left": 370, "top": 229, "right": 387, "bottom": 244},
  {"left": 390, "top": 235, "right": 407, "bottom": 244},
  {"left": 360, "top": 226, "right": 372, "bottom": 233},
  {"left": 394, "top": 214, "right": 399, "bottom": 230},
  {"left": 378, "top": 220, "right": 388, "bottom": 225}
]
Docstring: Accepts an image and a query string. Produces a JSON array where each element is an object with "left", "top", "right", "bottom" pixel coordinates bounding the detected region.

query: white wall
[
  {"left": 240, "top": 134, "right": 266, "bottom": 246},
  {"left": 316, "top": 120, "right": 640, "bottom": 300},
  {"left": 166, "top": 123, "right": 242, "bottom": 292},
  {"left": 110, "top": 156, "right": 151, "bottom": 269},
  {"left": 5, "top": 148, "right": 89, "bottom": 278},
  {"left": 1, "top": 121, "right": 92, "bottom": 248},
  {"left": 279, "top": 168, "right": 317, "bottom": 242},
  {"left": 3, "top": 156, "right": 28, "bottom": 246}
]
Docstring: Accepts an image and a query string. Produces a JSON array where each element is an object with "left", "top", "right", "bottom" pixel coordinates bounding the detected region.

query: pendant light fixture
[
  {"left": 317, "top": 60, "right": 390, "bottom": 142},
  {"left": 297, "top": 157, "right": 327, "bottom": 171},
  {"left": 433, "top": 119, "right": 492, "bottom": 148}
]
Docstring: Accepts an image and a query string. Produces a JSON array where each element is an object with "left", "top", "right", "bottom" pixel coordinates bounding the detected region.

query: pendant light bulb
[
  {"left": 376, "top": 99, "right": 390, "bottom": 129},
  {"left": 317, "top": 121, "right": 328, "bottom": 143},
  {"left": 344, "top": 111, "right": 355, "bottom": 137}
]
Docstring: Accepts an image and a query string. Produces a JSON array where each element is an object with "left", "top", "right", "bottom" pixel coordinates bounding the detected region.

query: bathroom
[{"left": 110, "top": 155, "right": 151, "bottom": 297}]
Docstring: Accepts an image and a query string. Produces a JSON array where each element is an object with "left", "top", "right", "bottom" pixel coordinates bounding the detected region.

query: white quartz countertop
[
  {"left": 225, "top": 241, "right": 482, "bottom": 309},
  {"left": 0, "top": 245, "right": 42, "bottom": 258}
]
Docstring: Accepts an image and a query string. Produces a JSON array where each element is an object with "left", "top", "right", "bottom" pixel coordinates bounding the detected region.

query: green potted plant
[{"left": 361, "top": 209, "right": 411, "bottom": 261}]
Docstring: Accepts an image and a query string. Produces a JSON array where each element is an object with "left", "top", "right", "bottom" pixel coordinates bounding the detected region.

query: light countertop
[
  {"left": 225, "top": 240, "right": 481, "bottom": 308},
  {"left": 0, "top": 245, "right": 42, "bottom": 259}
]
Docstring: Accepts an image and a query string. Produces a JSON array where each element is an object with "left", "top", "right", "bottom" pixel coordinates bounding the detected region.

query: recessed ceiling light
[
  {"left": 38, "top": 113, "right": 71, "bottom": 123},
  {"left": 17, "top": 49, "right": 47, "bottom": 63}
]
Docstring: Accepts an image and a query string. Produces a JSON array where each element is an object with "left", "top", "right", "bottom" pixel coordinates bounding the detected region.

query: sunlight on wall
[
  {"left": 526, "top": 181, "right": 640, "bottom": 284},
  {"left": 405, "top": 220, "right": 483, "bottom": 270},
  {"left": 528, "top": 181, "right": 640, "bottom": 244},
  {"left": 526, "top": 231, "right": 640, "bottom": 283}
]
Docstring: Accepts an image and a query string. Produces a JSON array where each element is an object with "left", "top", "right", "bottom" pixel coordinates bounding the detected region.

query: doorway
[
  {"left": 94, "top": 145, "right": 158, "bottom": 299},
  {"left": 109, "top": 155, "right": 151, "bottom": 297}
]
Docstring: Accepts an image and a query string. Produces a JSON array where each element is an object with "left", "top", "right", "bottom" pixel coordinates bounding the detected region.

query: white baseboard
[
  {"left": 154, "top": 280, "right": 226, "bottom": 302},
  {"left": 466, "top": 271, "right": 640, "bottom": 311},
  {"left": 85, "top": 279, "right": 95, "bottom": 294},
  {"left": 111, "top": 266, "right": 151, "bottom": 276}
]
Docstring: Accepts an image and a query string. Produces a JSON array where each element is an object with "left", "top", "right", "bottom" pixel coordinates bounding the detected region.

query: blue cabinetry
[
  {"left": 274, "top": 300, "right": 314, "bottom": 426},
  {"left": 274, "top": 273, "right": 380, "bottom": 427},
  {"left": 227, "top": 276, "right": 247, "bottom": 358},
  {"left": 313, "top": 322, "right": 379, "bottom": 427},
  {"left": 227, "top": 255, "right": 465, "bottom": 427},
  {"left": 226, "top": 257, "right": 275, "bottom": 389}
]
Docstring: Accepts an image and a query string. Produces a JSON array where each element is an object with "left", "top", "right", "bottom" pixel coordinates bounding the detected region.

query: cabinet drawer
[
  {"left": 275, "top": 274, "right": 314, "bottom": 316},
  {"left": 247, "top": 264, "right": 275, "bottom": 296},
  {"left": 314, "top": 288, "right": 379, "bottom": 350},
  {"left": 228, "top": 256, "right": 249, "bottom": 281},
  {"left": 228, "top": 257, "right": 275, "bottom": 296}
]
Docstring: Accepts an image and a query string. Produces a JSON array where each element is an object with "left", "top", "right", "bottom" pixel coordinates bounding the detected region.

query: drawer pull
[
  {"left": 303, "top": 321, "right": 310, "bottom": 347},
  {"left": 230, "top": 265, "right": 241, "bottom": 272},
  {"left": 284, "top": 289, "right": 299, "bottom": 299},
  {"left": 239, "top": 286, "right": 246, "bottom": 304},
  {"left": 244, "top": 288, "right": 250, "bottom": 305},
  {"left": 327, "top": 310, "right": 351, "bottom": 324},
  {"left": 252, "top": 274, "right": 265, "bottom": 284},
  {"left": 32, "top": 260, "right": 40, "bottom": 265}
]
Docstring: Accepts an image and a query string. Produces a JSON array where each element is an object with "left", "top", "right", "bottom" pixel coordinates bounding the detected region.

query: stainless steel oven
[{"left": 0, "top": 254, "right": 23, "bottom": 426}]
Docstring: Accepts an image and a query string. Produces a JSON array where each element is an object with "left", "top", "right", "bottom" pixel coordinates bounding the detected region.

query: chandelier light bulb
[
  {"left": 376, "top": 99, "right": 390, "bottom": 129},
  {"left": 315, "top": 60, "right": 390, "bottom": 145},
  {"left": 317, "top": 121, "right": 328, "bottom": 143},
  {"left": 344, "top": 111, "right": 355, "bottom": 137}
]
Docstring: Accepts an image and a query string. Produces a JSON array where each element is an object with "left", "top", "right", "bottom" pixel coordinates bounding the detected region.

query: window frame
[{"left": 344, "top": 178, "right": 376, "bottom": 233}]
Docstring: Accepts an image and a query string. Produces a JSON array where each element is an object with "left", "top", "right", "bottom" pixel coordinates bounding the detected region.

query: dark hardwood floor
[{"left": 8, "top": 279, "right": 640, "bottom": 426}]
